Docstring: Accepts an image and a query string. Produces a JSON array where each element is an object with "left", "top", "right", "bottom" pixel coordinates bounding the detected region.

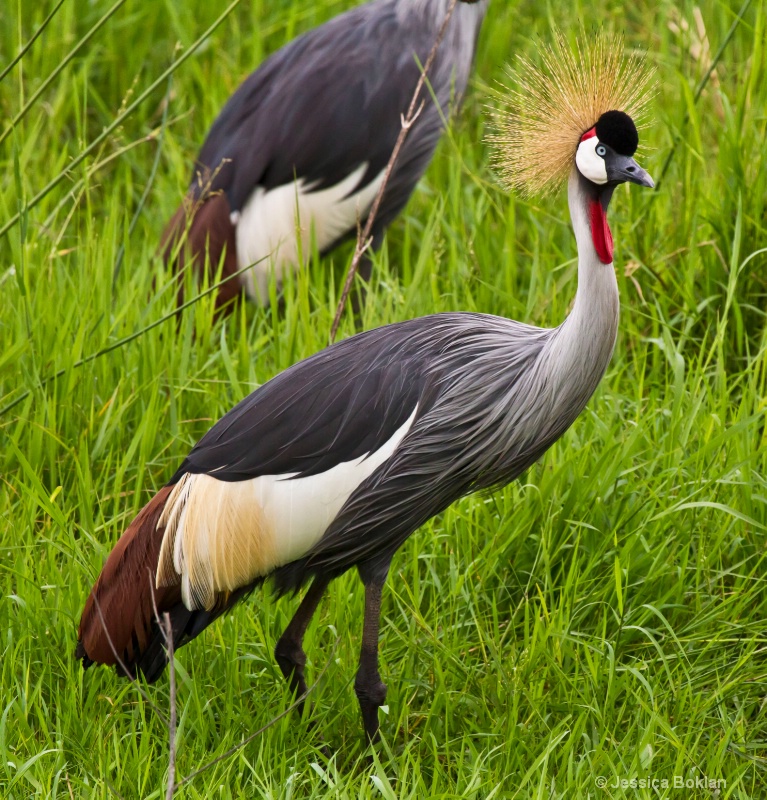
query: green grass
[{"left": 1, "top": 0, "right": 767, "bottom": 796}]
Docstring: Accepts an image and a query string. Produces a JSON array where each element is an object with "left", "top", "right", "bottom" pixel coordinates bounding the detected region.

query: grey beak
[{"left": 607, "top": 154, "right": 655, "bottom": 188}]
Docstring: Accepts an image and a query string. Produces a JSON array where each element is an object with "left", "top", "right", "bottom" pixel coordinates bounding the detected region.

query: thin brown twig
[
  {"left": 163, "top": 612, "right": 177, "bottom": 800},
  {"left": 91, "top": 570, "right": 335, "bottom": 794},
  {"left": 329, "top": 0, "right": 460, "bottom": 342},
  {"left": 175, "top": 636, "right": 341, "bottom": 790},
  {"left": 147, "top": 580, "right": 178, "bottom": 800},
  {"left": 65, "top": 771, "right": 75, "bottom": 800}
]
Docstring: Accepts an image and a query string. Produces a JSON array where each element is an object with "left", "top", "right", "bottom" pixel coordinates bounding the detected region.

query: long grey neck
[
  {"left": 541, "top": 169, "right": 620, "bottom": 419},
  {"left": 396, "top": 0, "right": 489, "bottom": 34},
  {"left": 393, "top": 0, "right": 487, "bottom": 113}
]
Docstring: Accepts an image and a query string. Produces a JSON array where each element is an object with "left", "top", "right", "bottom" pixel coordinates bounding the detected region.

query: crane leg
[
  {"left": 274, "top": 575, "right": 330, "bottom": 713},
  {"left": 355, "top": 578, "right": 388, "bottom": 743}
]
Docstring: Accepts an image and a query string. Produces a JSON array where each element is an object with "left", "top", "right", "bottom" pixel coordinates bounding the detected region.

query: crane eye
[{"left": 596, "top": 144, "right": 607, "bottom": 157}]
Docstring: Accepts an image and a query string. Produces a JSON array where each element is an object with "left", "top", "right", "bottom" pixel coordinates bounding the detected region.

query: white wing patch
[
  {"left": 234, "top": 163, "right": 385, "bottom": 305},
  {"left": 156, "top": 408, "right": 417, "bottom": 610}
]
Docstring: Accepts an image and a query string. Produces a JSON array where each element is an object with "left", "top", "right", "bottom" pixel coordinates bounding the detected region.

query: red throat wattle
[{"left": 588, "top": 198, "right": 613, "bottom": 264}]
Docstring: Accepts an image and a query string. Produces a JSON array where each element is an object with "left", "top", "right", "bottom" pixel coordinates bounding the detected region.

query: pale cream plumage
[
  {"left": 489, "top": 30, "right": 654, "bottom": 197},
  {"left": 153, "top": 410, "right": 419, "bottom": 611},
  {"left": 157, "top": 473, "right": 277, "bottom": 610}
]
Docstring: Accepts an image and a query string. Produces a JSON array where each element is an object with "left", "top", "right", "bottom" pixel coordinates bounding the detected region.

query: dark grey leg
[
  {"left": 274, "top": 576, "right": 330, "bottom": 711},
  {"left": 354, "top": 579, "right": 388, "bottom": 743}
]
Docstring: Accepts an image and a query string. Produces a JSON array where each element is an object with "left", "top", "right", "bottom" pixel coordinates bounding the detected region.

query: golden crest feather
[{"left": 489, "top": 30, "right": 654, "bottom": 197}]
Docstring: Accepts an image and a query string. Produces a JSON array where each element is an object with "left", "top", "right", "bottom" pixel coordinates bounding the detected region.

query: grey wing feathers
[
  {"left": 294, "top": 319, "right": 557, "bottom": 580},
  {"left": 175, "top": 311, "right": 558, "bottom": 590},
  {"left": 193, "top": 0, "right": 461, "bottom": 221},
  {"left": 173, "top": 316, "right": 453, "bottom": 483}
]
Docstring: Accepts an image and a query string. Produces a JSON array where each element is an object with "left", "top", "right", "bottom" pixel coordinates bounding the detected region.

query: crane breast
[{"left": 156, "top": 408, "right": 417, "bottom": 610}]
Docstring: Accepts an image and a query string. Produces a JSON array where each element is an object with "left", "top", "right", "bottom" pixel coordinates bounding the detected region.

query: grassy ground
[{"left": 1, "top": 0, "right": 766, "bottom": 796}]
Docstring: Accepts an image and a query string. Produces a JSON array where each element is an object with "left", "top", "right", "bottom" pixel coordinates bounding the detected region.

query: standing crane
[
  {"left": 77, "top": 32, "right": 654, "bottom": 743},
  {"left": 162, "top": 0, "right": 489, "bottom": 311}
]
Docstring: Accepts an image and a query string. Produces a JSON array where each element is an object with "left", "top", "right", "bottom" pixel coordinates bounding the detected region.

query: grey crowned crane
[
  {"left": 161, "top": 0, "right": 488, "bottom": 311},
  {"left": 76, "top": 33, "right": 654, "bottom": 743}
]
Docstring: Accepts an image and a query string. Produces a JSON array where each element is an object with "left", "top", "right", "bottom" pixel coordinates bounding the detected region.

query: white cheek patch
[{"left": 575, "top": 137, "right": 608, "bottom": 185}]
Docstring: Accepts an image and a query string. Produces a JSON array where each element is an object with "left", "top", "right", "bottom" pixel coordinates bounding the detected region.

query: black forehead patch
[{"left": 595, "top": 110, "right": 639, "bottom": 156}]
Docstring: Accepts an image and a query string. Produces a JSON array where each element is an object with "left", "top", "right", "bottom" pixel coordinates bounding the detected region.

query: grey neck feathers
[
  {"left": 540, "top": 169, "right": 620, "bottom": 424},
  {"left": 391, "top": 167, "right": 619, "bottom": 495},
  {"left": 392, "top": 0, "right": 487, "bottom": 113},
  {"left": 396, "top": 0, "right": 489, "bottom": 32}
]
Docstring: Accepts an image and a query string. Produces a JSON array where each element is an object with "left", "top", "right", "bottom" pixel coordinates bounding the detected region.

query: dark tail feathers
[
  {"left": 160, "top": 191, "right": 244, "bottom": 315},
  {"left": 76, "top": 485, "right": 259, "bottom": 682}
]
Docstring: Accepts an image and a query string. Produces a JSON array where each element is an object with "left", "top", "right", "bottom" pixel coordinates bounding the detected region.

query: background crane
[
  {"left": 77, "top": 32, "right": 654, "bottom": 744},
  {"left": 162, "top": 0, "right": 488, "bottom": 312}
]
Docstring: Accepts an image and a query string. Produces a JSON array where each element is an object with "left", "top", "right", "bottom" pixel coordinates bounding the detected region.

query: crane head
[
  {"left": 575, "top": 110, "right": 654, "bottom": 189},
  {"left": 489, "top": 30, "right": 655, "bottom": 198}
]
